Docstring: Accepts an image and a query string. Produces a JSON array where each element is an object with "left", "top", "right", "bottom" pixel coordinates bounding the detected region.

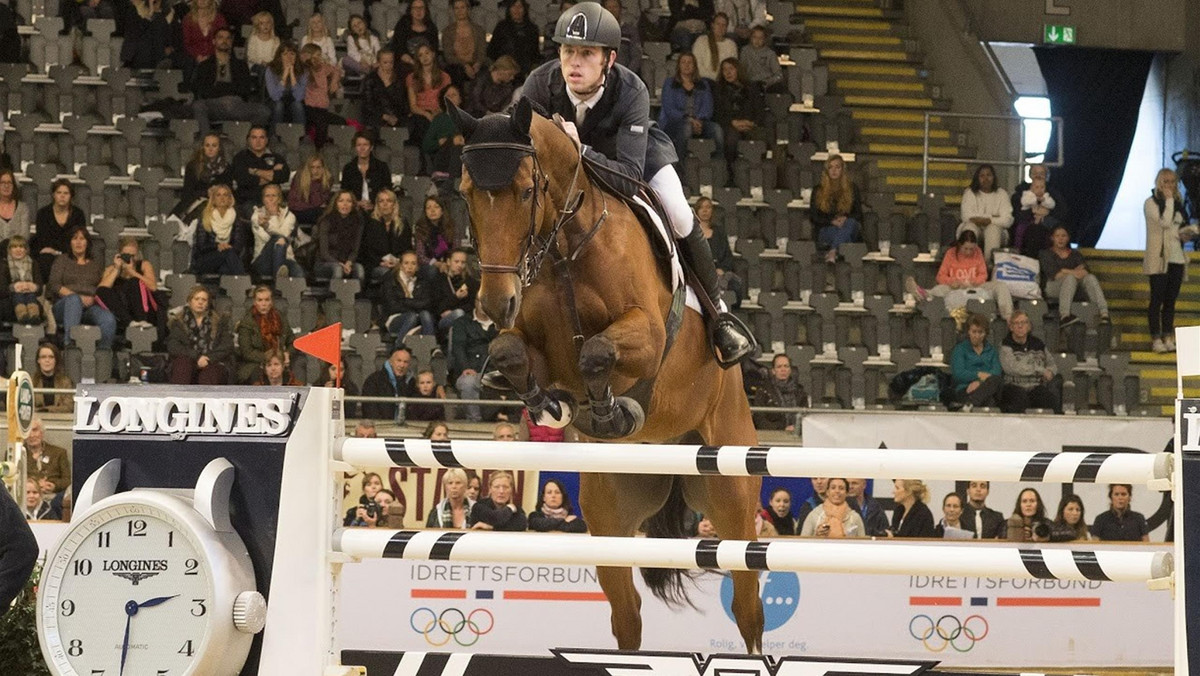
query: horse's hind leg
[{"left": 488, "top": 330, "right": 573, "bottom": 427}]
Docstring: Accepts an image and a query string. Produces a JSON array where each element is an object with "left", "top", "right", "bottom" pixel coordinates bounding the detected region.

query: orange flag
[{"left": 294, "top": 322, "right": 343, "bottom": 388}]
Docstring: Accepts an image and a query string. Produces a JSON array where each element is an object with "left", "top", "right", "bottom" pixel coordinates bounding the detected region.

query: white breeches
[{"left": 649, "top": 164, "right": 695, "bottom": 238}]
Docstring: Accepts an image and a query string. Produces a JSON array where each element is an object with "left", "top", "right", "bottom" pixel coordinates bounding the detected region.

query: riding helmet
[{"left": 552, "top": 2, "right": 622, "bottom": 50}]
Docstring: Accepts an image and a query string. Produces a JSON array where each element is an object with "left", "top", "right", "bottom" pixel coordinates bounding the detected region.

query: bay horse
[{"left": 449, "top": 98, "right": 763, "bottom": 653}]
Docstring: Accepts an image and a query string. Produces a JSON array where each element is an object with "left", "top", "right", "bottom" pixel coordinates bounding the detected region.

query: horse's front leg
[
  {"left": 488, "top": 329, "right": 574, "bottom": 428},
  {"left": 578, "top": 308, "right": 660, "bottom": 439}
]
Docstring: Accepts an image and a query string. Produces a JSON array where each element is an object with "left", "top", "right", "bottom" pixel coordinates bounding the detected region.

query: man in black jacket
[
  {"left": 449, "top": 300, "right": 498, "bottom": 421},
  {"left": 341, "top": 132, "right": 394, "bottom": 211},
  {"left": 191, "top": 27, "right": 270, "bottom": 134},
  {"left": 360, "top": 346, "right": 416, "bottom": 421},
  {"left": 961, "top": 480, "right": 1006, "bottom": 539},
  {"left": 231, "top": 126, "right": 291, "bottom": 207},
  {"left": 0, "top": 485, "right": 38, "bottom": 617}
]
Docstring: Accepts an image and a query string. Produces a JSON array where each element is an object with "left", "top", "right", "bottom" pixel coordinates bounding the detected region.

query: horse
[{"left": 449, "top": 97, "right": 764, "bottom": 653}]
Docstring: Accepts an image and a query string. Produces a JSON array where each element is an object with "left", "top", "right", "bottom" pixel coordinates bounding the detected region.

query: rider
[{"left": 520, "top": 1, "right": 756, "bottom": 367}]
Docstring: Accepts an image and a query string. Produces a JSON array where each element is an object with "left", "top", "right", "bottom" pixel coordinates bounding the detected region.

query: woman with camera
[
  {"left": 98, "top": 237, "right": 165, "bottom": 337},
  {"left": 344, "top": 472, "right": 385, "bottom": 526},
  {"left": 1006, "top": 487, "right": 1052, "bottom": 542}
]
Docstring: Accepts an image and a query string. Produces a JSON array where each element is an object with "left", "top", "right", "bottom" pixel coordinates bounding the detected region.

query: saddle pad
[{"left": 629, "top": 194, "right": 702, "bottom": 315}]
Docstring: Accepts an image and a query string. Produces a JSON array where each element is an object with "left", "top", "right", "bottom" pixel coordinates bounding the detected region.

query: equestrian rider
[{"left": 520, "top": 1, "right": 756, "bottom": 367}]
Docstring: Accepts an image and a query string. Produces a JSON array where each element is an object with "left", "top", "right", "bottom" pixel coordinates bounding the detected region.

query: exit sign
[{"left": 1044, "top": 24, "right": 1077, "bottom": 45}]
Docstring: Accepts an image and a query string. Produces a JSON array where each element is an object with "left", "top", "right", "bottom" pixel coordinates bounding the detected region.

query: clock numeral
[
  {"left": 60, "top": 599, "right": 75, "bottom": 616},
  {"left": 127, "top": 519, "right": 148, "bottom": 537},
  {"left": 157, "top": 671, "right": 170, "bottom": 675},
  {"left": 96, "top": 531, "right": 111, "bottom": 548},
  {"left": 178, "top": 640, "right": 194, "bottom": 657},
  {"left": 168, "top": 531, "right": 175, "bottom": 547},
  {"left": 72, "top": 560, "right": 92, "bottom": 576},
  {"left": 67, "top": 639, "right": 83, "bottom": 657},
  {"left": 191, "top": 599, "right": 207, "bottom": 617},
  {"left": 184, "top": 559, "right": 199, "bottom": 575},
  {"left": 91, "top": 671, "right": 105, "bottom": 675}
]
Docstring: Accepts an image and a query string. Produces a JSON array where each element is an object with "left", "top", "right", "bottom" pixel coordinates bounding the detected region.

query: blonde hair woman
[
  {"left": 426, "top": 468, "right": 476, "bottom": 528},
  {"left": 1144, "top": 168, "right": 1190, "bottom": 353},
  {"left": 191, "top": 184, "right": 245, "bottom": 275},
  {"left": 470, "top": 471, "right": 527, "bottom": 531},
  {"left": 250, "top": 184, "right": 301, "bottom": 277},
  {"left": 887, "top": 479, "right": 936, "bottom": 538},
  {"left": 288, "top": 154, "right": 333, "bottom": 225},
  {"left": 811, "top": 154, "right": 863, "bottom": 262},
  {"left": 362, "top": 188, "right": 413, "bottom": 283},
  {"left": 247, "top": 11, "right": 280, "bottom": 67}
]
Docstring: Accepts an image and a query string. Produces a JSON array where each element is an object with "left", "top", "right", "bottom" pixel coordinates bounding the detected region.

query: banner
[{"left": 801, "top": 412, "right": 1175, "bottom": 540}]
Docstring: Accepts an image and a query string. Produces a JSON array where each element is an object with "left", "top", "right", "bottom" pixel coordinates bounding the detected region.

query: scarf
[
  {"left": 254, "top": 308, "right": 283, "bottom": 351},
  {"left": 438, "top": 497, "right": 473, "bottom": 528},
  {"left": 822, "top": 501, "right": 848, "bottom": 537},
  {"left": 209, "top": 207, "right": 236, "bottom": 242},
  {"left": 541, "top": 504, "right": 569, "bottom": 521},
  {"left": 202, "top": 154, "right": 228, "bottom": 182},
  {"left": 7, "top": 254, "right": 32, "bottom": 283},
  {"left": 188, "top": 311, "right": 214, "bottom": 355}
]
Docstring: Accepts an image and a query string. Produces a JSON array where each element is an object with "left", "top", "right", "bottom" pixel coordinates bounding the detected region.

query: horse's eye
[{"left": 522, "top": 187, "right": 534, "bottom": 201}]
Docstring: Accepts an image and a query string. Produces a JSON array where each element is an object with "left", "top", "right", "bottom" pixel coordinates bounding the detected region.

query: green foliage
[{"left": 0, "top": 561, "right": 51, "bottom": 675}]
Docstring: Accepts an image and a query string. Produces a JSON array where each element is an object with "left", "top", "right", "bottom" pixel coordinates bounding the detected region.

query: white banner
[{"left": 801, "top": 412, "right": 1175, "bottom": 540}]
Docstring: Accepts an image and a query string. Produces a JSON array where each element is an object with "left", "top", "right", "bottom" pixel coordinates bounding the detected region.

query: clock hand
[
  {"left": 119, "top": 600, "right": 137, "bottom": 676},
  {"left": 137, "top": 594, "right": 179, "bottom": 609}
]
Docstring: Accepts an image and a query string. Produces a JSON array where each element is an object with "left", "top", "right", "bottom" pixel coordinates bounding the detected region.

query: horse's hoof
[
  {"left": 534, "top": 389, "right": 576, "bottom": 429},
  {"left": 480, "top": 370, "right": 515, "bottom": 392},
  {"left": 580, "top": 396, "right": 645, "bottom": 439}
]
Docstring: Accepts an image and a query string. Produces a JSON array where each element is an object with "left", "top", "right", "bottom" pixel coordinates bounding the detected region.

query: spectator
[
  {"left": 232, "top": 126, "right": 290, "bottom": 206},
  {"left": 1144, "top": 167, "right": 1189, "bottom": 354},
  {"left": 382, "top": 251, "right": 435, "bottom": 343},
  {"left": 264, "top": 42, "right": 308, "bottom": 128},
  {"left": 471, "top": 471, "right": 527, "bottom": 531},
  {"left": 235, "top": 285, "right": 294, "bottom": 384},
  {"left": 26, "top": 419, "right": 70, "bottom": 497},
  {"left": 423, "top": 85, "right": 466, "bottom": 179},
  {"left": 319, "top": 358, "right": 360, "bottom": 417},
  {"left": 181, "top": 0, "right": 227, "bottom": 63},
  {"left": 360, "top": 188, "right": 412, "bottom": 284},
  {"left": 712, "top": 57, "right": 763, "bottom": 177},
  {"left": 1006, "top": 487, "right": 1050, "bottom": 542},
  {"left": 121, "top": 0, "right": 173, "bottom": 69},
  {"left": 406, "top": 42, "right": 452, "bottom": 149},
  {"left": 361, "top": 346, "right": 416, "bottom": 420},
  {"left": 414, "top": 196, "right": 456, "bottom": 272},
  {"left": 603, "top": 0, "right": 641, "bottom": 75},
  {"left": 254, "top": 348, "right": 300, "bottom": 386},
  {"left": 949, "top": 313, "right": 1001, "bottom": 409},
  {"left": 811, "top": 154, "right": 863, "bottom": 262},
  {"left": 465, "top": 56, "right": 520, "bottom": 118},
  {"left": 0, "top": 236, "right": 42, "bottom": 324},
  {"left": 32, "top": 344, "right": 73, "bottom": 413},
  {"left": 191, "top": 27, "right": 270, "bottom": 135},
  {"left": 246, "top": 11, "right": 280, "bottom": 68},
  {"left": 1040, "top": 224, "right": 1109, "bottom": 329},
  {"left": 314, "top": 190, "right": 365, "bottom": 280},
  {"left": 362, "top": 50, "right": 408, "bottom": 130},
  {"left": 905, "top": 229, "right": 1014, "bottom": 320},
  {"left": 668, "top": 0, "right": 714, "bottom": 53},
  {"left": 691, "top": 13, "right": 736, "bottom": 81},
  {"left": 887, "top": 479, "right": 935, "bottom": 538},
  {"left": 373, "top": 488, "right": 405, "bottom": 528},
  {"left": 448, "top": 299, "right": 497, "bottom": 422},
  {"left": 344, "top": 472, "right": 383, "bottom": 526},
  {"left": 1012, "top": 176, "right": 1055, "bottom": 257},
  {"left": 32, "top": 179, "right": 87, "bottom": 285},
  {"left": 487, "top": 0, "right": 541, "bottom": 78},
  {"left": 433, "top": 248, "right": 479, "bottom": 336},
  {"left": 739, "top": 26, "right": 782, "bottom": 92},
  {"left": 354, "top": 420, "right": 376, "bottom": 437},
  {"left": 716, "top": 0, "right": 765, "bottom": 40},
  {"left": 957, "top": 164, "right": 1013, "bottom": 264},
  {"left": 1011, "top": 163, "right": 1067, "bottom": 231},
  {"left": 407, "top": 369, "right": 448, "bottom": 421},
  {"left": 426, "top": 467, "right": 476, "bottom": 528},
  {"left": 441, "top": 0, "right": 488, "bottom": 86},
  {"left": 341, "top": 132, "right": 393, "bottom": 212},
  {"left": 342, "top": 14, "right": 381, "bottom": 75},
  {"left": 390, "top": 0, "right": 439, "bottom": 71},
  {"left": 752, "top": 353, "right": 807, "bottom": 431},
  {"left": 762, "top": 487, "right": 795, "bottom": 535},
  {"left": 300, "top": 12, "right": 336, "bottom": 64},
  {"left": 0, "top": 169, "right": 30, "bottom": 245},
  {"left": 659, "top": 53, "right": 720, "bottom": 171},
  {"left": 167, "top": 285, "right": 233, "bottom": 385},
  {"left": 466, "top": 473, "right": 482, "bottom": 501},
  {"left": 695, "top": 196, "right": 743, "bottom": 307},
  {"left": 23, "top": 478, "right": 59, "bottom": 520},
  {"left": 48, "top": 228, "right": 116, "bottom": 348},
  {"left": 934, "top": 492, "right": 968, "bottom": 538},
  {"left": 846, "top": 478, "right": 889, "bottom": 537},
  {"left": 250, "top": 184, "right": 302, "bottom": 277},
  {"left": 529, "top": 478, "right": 588, "bottom": 533},
  {"left": 96, "top": 237, "right": 165, "bottom": 336},
  {"left": 177, "top": 133, "right": 233, "bottom": 217},
  {"left": 493, "top": 422, "right": 518, "bottom": 441},
  {"left": 961, "top": 480, "right": 1005, "bottom": 539},
  {"left": 424, "top": 420, "right": 450, "bottom": 440},
  {"left": 1051, "top": 494, "right": 1091, "bottom": 542},
  {"left": 793, "top": 477, "right": 826, "bottom": 526},
  {"left": 288, "top": 154, "right": 332, "bottom": 227},
  {"left": 191, "top": 184, "right": 247, "bottom": 275},
  {"left": 799, "top": 478, "right": 863, "bottom": 537},
  {"left": 542, "top": 0, "right": 576, "bottom": 62},
  {"left": 1091, "top": 483, "right": 1149, "bottom": 542},
  {"left": 299, "top": 42, "right": 344, "bottom": 148},
  {"left": 999, "top": 310, "right": 1061, "bottom": 414}
]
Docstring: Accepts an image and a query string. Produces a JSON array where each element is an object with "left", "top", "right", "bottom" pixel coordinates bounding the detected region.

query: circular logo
[
  {"left": 409, "top": 607, "right": 495, "bottom": 647},
  {"left": 8, "top": 372, "right": 33, "bottom": 439},
  {"left": 908, "top": 614, "right": 989, "bottom": 653},
  {"left": 720, "top": 572, "right": 799, "bottom": 632}
]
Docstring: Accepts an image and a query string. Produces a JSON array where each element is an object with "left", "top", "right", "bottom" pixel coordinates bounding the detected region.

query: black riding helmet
[{"left": 552, "top": 1, "right": 622, "bottom": 50}]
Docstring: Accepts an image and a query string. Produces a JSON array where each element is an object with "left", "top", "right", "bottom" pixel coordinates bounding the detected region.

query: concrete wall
[
  {"left": 1162, "top": 0, "right": 1200, "bottom": 159},
  {"left": 961, "top": 0, "right": 1187, "bottom": 53}
]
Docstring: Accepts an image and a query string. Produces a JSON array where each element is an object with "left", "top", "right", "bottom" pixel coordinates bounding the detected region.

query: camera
[
  {"left": 363, "top": 501, "right": 380, "bottom": 519},
  {"left": 1031, "top": 521, "right": 1051, "bottom": 540},
  {"left": 120, "top": 253, "right": 134, "bottom": 263}
]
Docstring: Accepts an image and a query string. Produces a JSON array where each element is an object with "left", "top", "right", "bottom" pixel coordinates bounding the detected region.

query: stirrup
[{"left": 710, "top": 312, "right": 757, "bottom": 369}]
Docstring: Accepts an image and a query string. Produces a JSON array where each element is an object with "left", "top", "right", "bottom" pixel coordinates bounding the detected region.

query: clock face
[{"left": 40, "top": 502, "right": 214, "bottom": 676}]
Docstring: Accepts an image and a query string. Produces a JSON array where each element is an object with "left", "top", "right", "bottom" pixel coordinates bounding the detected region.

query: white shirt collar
[{"left": 566, "top": 85, "right": 604, "bottom": 112}]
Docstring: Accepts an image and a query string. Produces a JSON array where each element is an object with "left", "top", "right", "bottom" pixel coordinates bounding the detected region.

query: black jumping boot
[{"left": 678, "top": 226, "right": 757, "bottom": 368}]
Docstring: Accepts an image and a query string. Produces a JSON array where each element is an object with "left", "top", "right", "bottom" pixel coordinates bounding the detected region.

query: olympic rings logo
[
  {"left": 409, "top": 607, "right": 495, "bottom": 647},
  {"left": 908, "top": 614, "right": 989, "bottom": 653}
]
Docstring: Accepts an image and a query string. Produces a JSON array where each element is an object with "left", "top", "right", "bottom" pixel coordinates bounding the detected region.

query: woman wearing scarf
[
  {"left": 97, "top": 237, "right": 166, "bottom": 337},
  {"left": 235, "top": 285, "right": 294, "bottom": 384},
  {"left": 0, "top": 235, "right": 42, "bottom": 323},
  {"left": 167, "top": 285, "right": 233, "bottom": 385},
  {"left": 799, "top": 478, "right": 864, "bottom": 538},
  {"left": 314, "top": 190, "right": 365, "bottom": 280},
  {"left": 426, "top": 468, "right": 476, "bottom": 529},
  {"left": 176, "top": 133, "right": 233, "bottom": 217},
  {"left": 528, "top": 479, "right": 588, "bottom": 533},
  {"left": 250, "top": 184, "right": 303, "bottom": 277},
  {"left": 191, "top": 184, "right": 247, "bottom": 276}
]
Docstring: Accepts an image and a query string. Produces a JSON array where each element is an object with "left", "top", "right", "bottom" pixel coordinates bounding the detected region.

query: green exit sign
[{"left": 1044, "top": 24, "right": 1077, "bottom": 45}]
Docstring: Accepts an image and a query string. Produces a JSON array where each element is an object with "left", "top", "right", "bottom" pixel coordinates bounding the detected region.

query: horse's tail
[{"left": 640, "top": 476, "right": 699, "bottom": 609}]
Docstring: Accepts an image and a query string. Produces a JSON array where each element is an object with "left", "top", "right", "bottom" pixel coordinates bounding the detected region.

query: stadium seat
[
  {"left": 11, "top": 324, "right": 45, "bottom": 374},
  {"left": 835, "top": 345, "right": 870, "bottom": 409},
  {"left": 1097, "top": 352, "right": 1138, "bottom": 416},
  {"left": 914, "top": 294, "right": 950, "bottom": 360},
  {"left": 861, "top": 294, "right": 894, "bottom": 358},
  {"left": 732, "top": 139, "right": 773, "bottom": 194}
]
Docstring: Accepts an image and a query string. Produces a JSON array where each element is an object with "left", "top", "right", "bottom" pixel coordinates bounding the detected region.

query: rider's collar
[{"left": 567, "top": 84, "right": 605, "bottom": 110}]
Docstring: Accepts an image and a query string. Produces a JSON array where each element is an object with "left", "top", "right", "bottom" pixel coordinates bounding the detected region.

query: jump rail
[
  {"left": 337, "top": 438, "right": 1173, "bottom": 488},
  {"left": 336, "top": 529, "right": 1173, "bottom": 584}
]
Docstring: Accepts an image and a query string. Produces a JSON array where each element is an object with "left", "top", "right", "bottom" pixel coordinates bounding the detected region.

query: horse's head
[{"left": 451, "top": 97, "right": 574, "bottom": 329}]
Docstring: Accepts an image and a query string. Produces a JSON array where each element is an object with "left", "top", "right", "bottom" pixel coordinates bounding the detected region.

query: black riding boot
[{"left": 678, "top": 225, "right": 757, "bottom": 368}]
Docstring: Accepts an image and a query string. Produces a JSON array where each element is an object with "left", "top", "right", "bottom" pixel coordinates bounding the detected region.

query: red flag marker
[{"left": 294, "top": 322, "right": 342, "bottom": 388}]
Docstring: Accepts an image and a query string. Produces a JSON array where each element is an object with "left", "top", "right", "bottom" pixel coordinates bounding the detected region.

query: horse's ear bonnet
[{"left": 459, "top": 97, "right": 537, "bottom": 191}]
